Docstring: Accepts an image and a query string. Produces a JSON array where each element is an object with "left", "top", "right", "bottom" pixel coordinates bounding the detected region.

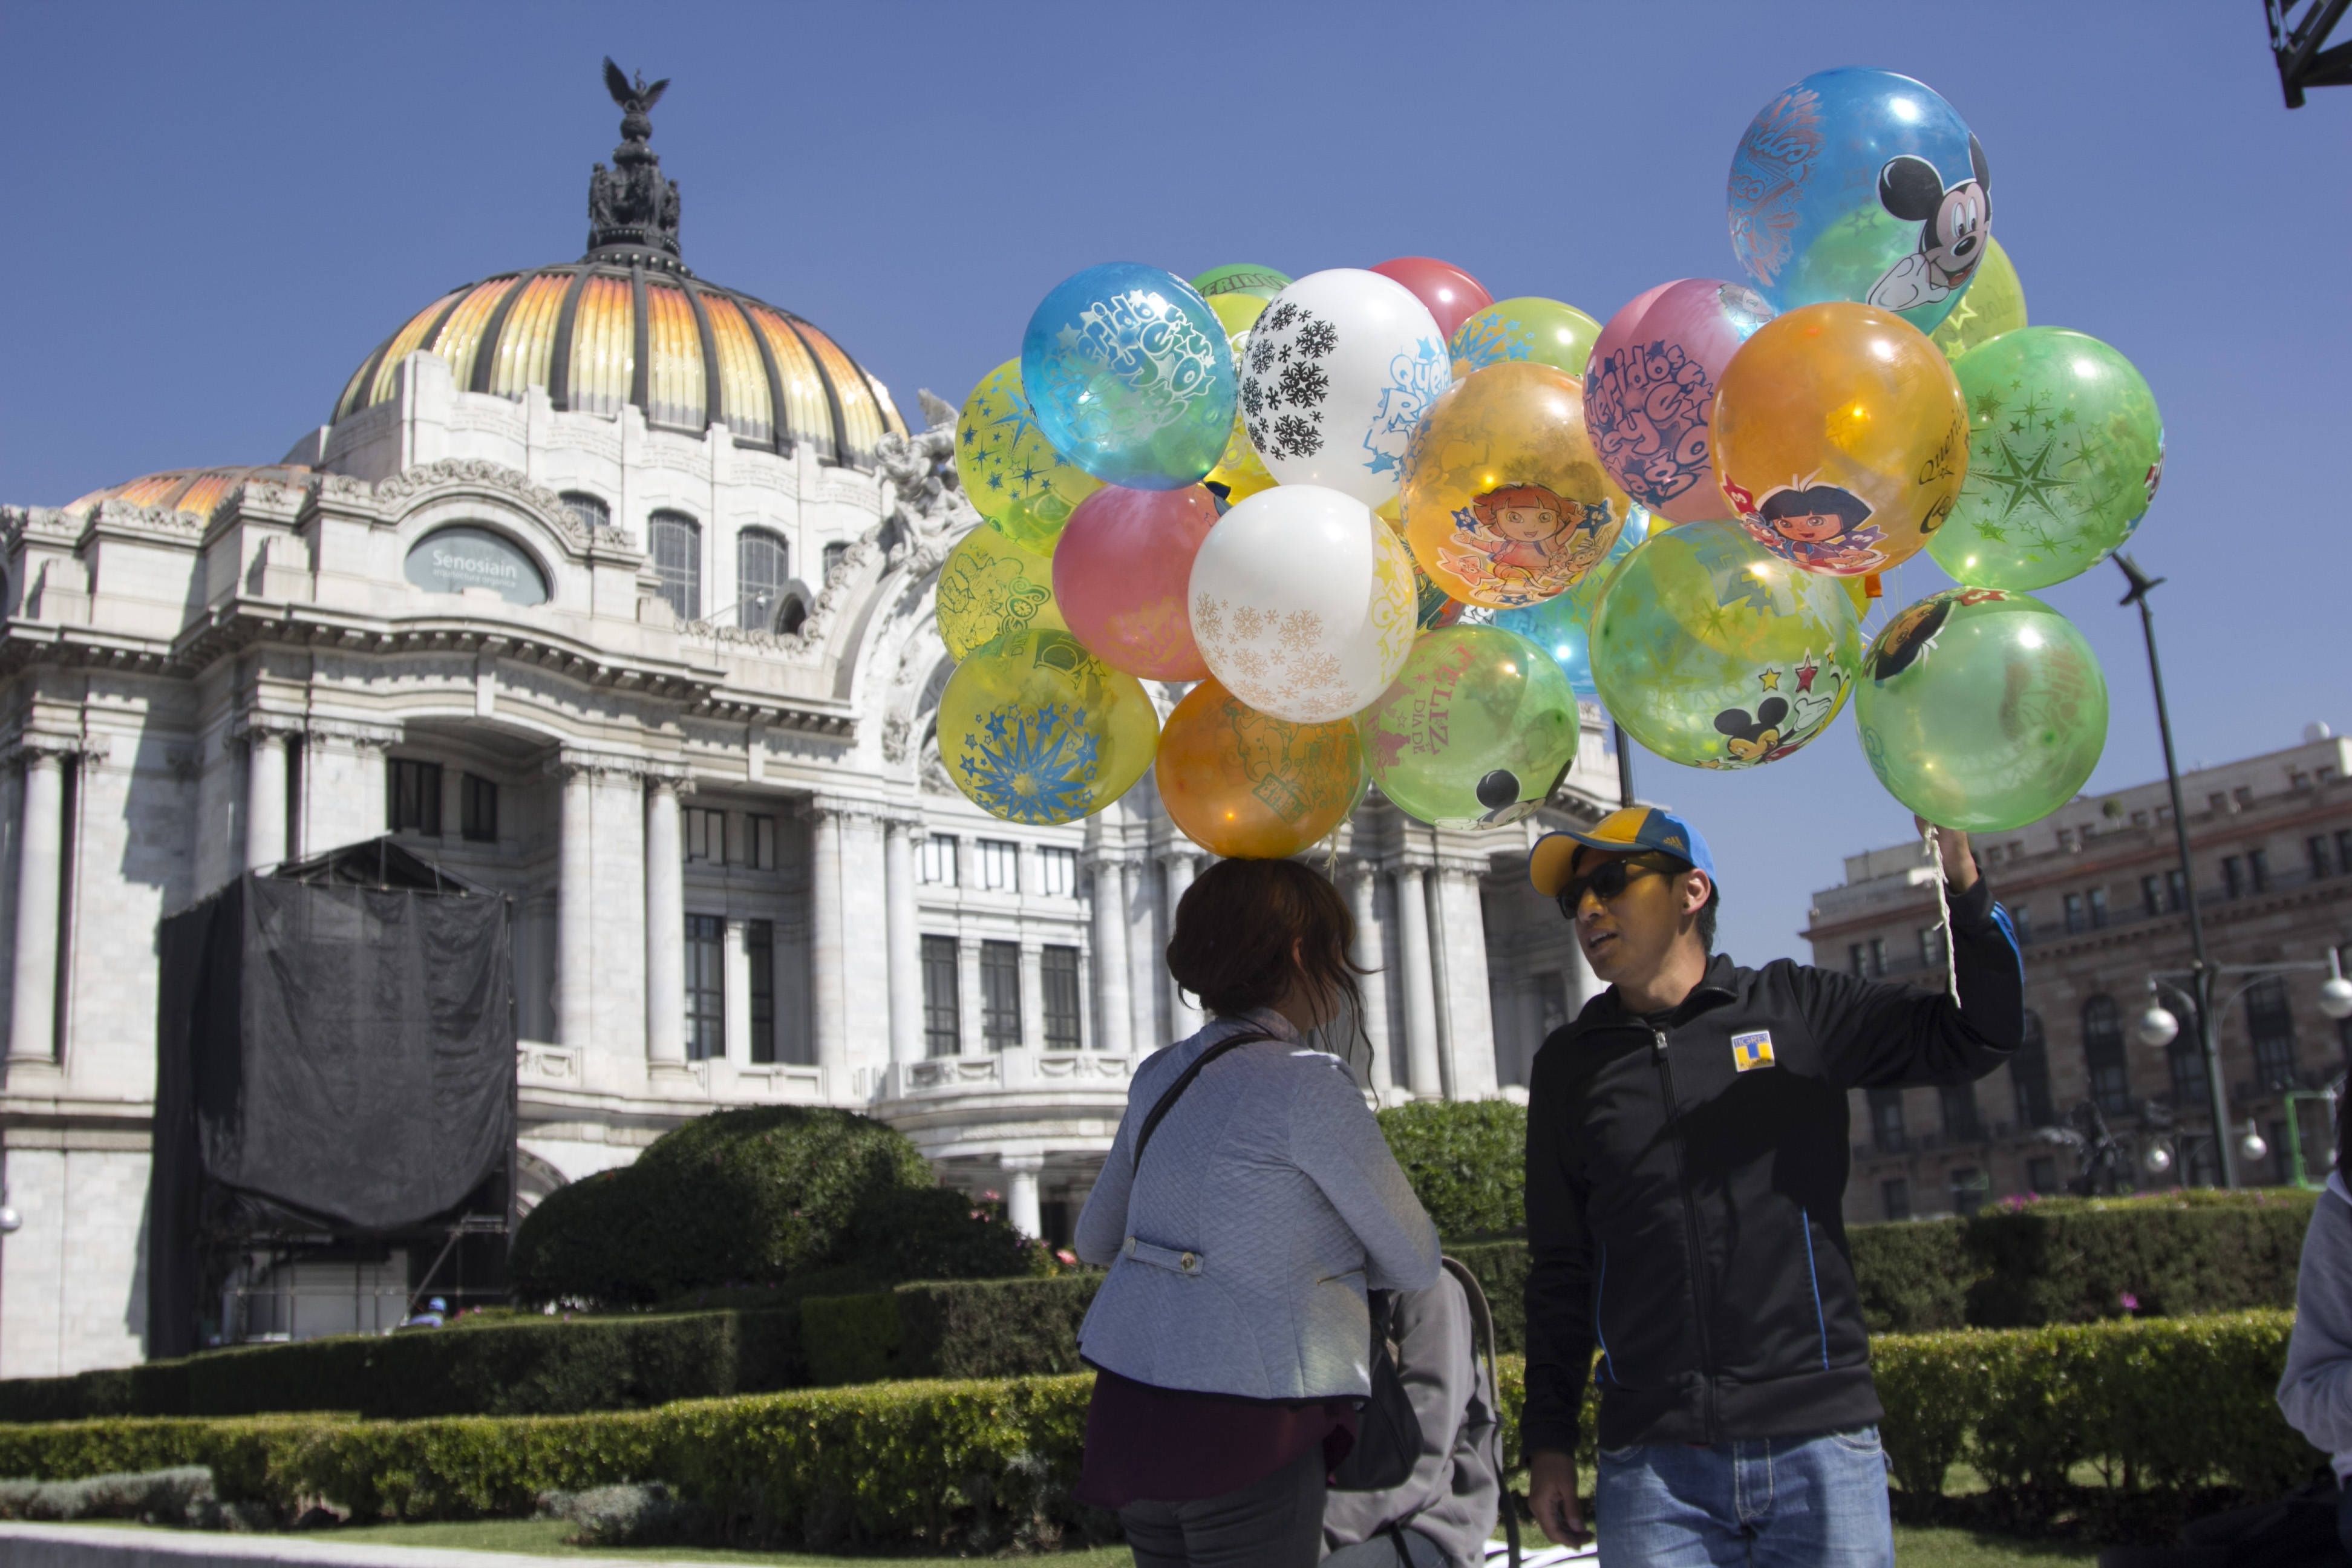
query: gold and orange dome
[{"left": 69, "top": 465, "right": 314, "bottom": 518}]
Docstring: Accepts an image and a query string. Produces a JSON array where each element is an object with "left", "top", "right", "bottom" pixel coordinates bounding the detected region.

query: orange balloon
[
  {"left": 1710, "top": 301, "right": 1967, "bottom": 578},
  {"left": 1155, "top": 678, "right": 1364, "bottom": 859}
]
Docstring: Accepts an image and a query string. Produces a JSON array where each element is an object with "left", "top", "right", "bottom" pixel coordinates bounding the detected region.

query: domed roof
[
  {"left": 70, "top": 464, "right": 314, "bottom": 518},
  {"left": 328, "top": 61, "right": 908, "bottom": 471}
]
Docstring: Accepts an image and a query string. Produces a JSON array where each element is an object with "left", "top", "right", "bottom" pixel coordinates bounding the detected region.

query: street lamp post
[
  {"left": 2136, "top": 952, "right": 2352, "bottom": 1186},
  {"left": 2115, "top": 554, "right": 2236, "bottom": 1185}
]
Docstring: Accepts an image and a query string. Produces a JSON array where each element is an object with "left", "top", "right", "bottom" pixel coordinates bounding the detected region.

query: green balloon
[
  {"left": 1191, "top": 263, "right": 1293, "bottom": 303},
  {"left": 1357, "top": 626, "right": 1579, "bottom": 829},
  {"left": 1854, "top": 588, "right": 2108, "bottom": 831},
  {"left": 1589, "top": 521, "right": 1860, "bottom": 771},
  {"left": 1930, "top": 235, "right": 2027, "bottom": 362},
  {"left": 1448, "top": 297, "right": 1604, "bottom": 380},
  {"left": 1927, "top": 328, "right": 2163, "bottom": 591}
]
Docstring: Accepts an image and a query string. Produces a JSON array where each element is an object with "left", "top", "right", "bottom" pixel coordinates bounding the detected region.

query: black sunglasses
[{"left": 1556, "top": 853, "right": 1682, "bottom": 913}]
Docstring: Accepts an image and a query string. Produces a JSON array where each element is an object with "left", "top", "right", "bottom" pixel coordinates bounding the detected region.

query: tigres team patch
[{"left": 1731, "top": 1030, "right": 1776, "bottom": 1072}]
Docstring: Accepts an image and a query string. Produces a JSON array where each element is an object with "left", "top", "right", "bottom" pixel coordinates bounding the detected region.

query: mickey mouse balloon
[{"left": 1727, "top": 68, "right": 1991, "bottom": 336}]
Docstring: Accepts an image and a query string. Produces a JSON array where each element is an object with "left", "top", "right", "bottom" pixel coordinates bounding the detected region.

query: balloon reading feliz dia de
[{"left": 935, "top": 66, "right": 2151, "bottom": 851}]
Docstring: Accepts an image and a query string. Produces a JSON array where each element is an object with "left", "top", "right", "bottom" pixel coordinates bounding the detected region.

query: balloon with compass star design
[{"left": 1927, "top": 328, "right": 2162, "bottom": 591}]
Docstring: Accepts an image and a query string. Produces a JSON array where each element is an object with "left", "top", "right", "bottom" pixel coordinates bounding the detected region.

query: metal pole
[
  {"left": 2116, "top": 555, "right": 2235, "bottom": 1187},
  {"left": 1612, "top": 721, "right": 1636, "bottom": 810}
]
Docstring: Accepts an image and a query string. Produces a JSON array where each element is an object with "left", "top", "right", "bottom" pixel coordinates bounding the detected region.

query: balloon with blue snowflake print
[
  {"left": 941, "top": 627, "right": 1161, "bottom": 826},
  {"left": 1023, "top": 263, "right": 1238, "bottom": 490}
]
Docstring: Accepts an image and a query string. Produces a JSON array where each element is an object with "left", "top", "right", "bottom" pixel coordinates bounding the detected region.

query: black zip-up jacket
[{"left": 1521, "top": 871, "right": 2022, "bottom": 1454}]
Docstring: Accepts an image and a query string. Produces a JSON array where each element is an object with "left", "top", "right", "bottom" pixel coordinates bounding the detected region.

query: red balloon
[
  {"left": 1370, "top": 256, "right": 1495, "bottom": 340},
  {"left": 1051, "top": 485, "right": 1221, "bottom": 680}
]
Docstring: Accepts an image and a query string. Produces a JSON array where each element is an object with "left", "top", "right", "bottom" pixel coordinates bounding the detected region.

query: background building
[
  {"left": 0, "top": 79, "right": 1615, "bottom": 1376},
  {"left": 1809, "top": 728, "right": 2352, "bottom": 1225}
]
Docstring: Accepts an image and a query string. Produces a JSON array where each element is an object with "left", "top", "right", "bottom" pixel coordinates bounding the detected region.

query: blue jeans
[{"left": 1593, "top": 1426, "right": 1894, "bottom": 1567}]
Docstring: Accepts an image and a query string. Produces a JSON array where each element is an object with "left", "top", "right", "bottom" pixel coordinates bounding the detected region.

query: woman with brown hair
[{"left": 1072, "top": 857, "right": 1440, "bottom": 1568}]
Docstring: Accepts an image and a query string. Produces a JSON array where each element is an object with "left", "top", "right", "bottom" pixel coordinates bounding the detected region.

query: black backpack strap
[
  {"left": 1133, "top": 1031, "right": 1273, "bottom": 1171},
  {"left": 1441, "top": 1255, "right": 1519, "bottom": 1568}
]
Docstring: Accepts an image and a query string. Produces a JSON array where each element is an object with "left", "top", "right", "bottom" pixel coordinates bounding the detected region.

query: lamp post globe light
[
  {"left": 0, "top": 1206, "right": 20, "bottom": 1235},
  {"left": 2143, "top": 1143, "right": 2174, "bottom": 1176},
  {"left": 2137, "top": 988, "right": 2181, "bottom": 1049},
  {"left": 2241, "top": 1122, "right": 2272, "bottom": 1165}
]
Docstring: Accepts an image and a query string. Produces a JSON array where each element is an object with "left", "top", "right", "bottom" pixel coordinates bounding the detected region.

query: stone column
[
  {"left": 1158, "top": 849, "right": 1203, "bottom": 1039},
  {"left": 1019, "top": 942, "right": 1046, "bottom": 1050},
  {"left": 883, "top": 818, "right": 923, "bottom": 1067},
  {"left": 723, "top": 918, "right": 752, "bottom": 1064},
  {"left": 1567, "top": 929, "right": 1604, "bottom": 1014},
  {"left": 809, "top": 804, "right": 847, "bottom": 1080},
  {"left": 958, "top": 936, "right": 986, "bottom": 1055},
  {"left": 1002, "top": 1155, "right": 1045, "bottom": 1241},
  {"left": 7, "top": 750, "right": 67, "bottom": 1065},
  {"left": 1436, "top": 865, "right": 1500, "bottom": 1099},
  {"left": 1342, "top": 859, "right": 1394, "bottom": 1097},
  {"left": 1086, "top": 856, "right": 1133, "bottom": 1056},
  {"left": 243, "top": 728, "right": 290, "bottom": 874},
  {"left": 553, "top": 760, "right": 596, "bottom": 1050},
  {"left": 1126, "top": 857, "right": 1161, "bottom": 1052},
  {"left": 643, "top": 778, "right": 687, "bottom": 1068},
  {"left": 1392, "top": 860, "right": 1442, "bottom": 1099}
]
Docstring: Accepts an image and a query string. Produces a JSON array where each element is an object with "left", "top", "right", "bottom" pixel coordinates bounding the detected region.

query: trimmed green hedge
[
  {"left": 803, "top": 1276, "right": 1102, "bottom": 1387},
  {"left": 0, "top": 1314, "right": 2301, "bottom": 1546},
  {"left": 1378, "top": 1099, "right": 1526, "bottom": 1240}
]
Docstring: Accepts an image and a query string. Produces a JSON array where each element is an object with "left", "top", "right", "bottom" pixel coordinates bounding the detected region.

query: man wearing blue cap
[{"left": 1519, "top": 806, "right": 2021, "bottom": 1566}]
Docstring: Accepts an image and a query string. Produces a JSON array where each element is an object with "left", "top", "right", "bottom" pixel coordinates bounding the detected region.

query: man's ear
[{"left": 1682, "top": 871, "right": 1714, "bottom": 916}]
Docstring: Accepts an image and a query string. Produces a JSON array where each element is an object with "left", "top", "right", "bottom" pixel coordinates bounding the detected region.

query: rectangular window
[
  {"left": 1042, "top": 945, "right": 1082, "bottom": 1050},
  {"left": 921, "top": 935, "right": 960, "bottom": 1057},
  {"left": 2166, "top": 869, "right": 2187, "bottom": 912},
  {"left": 2312, "top": 835, "right": 2334, "bottom": 881},
  {"left": 1869, "top": 938, "right": 1886, "bottom": 977},
  {"left": 980, "top": 940, "right": 1021, "bottom": 1050},
  {"left": 2233, "top": 786, "right": 2255, "bottom": 808},
  {"left": 2026, "top": 1156, "right": 2057, "bottom": 1195},
  {"left": 977, "top": 838, "right": 1018, "bottom": 892},
  {"left": 684, "top": 915, "right": 725, "bottom": 1062},
  {"left": 2013, "top": 1013, "right": 2053, "bottom": 1128},
  {"left": 1939, "top": 1084, "right": 1982, "bottom": 1143},
  {"left": 460, "top": 773, "right": 497, "bottom": 843},
  {"left": 2064, "top": 893, "right": 2086, "bottom": 933},
  {"left": 1869, "top": 1088, "right": 1906, "bottom": 1154},
  {"left": 684, "top": 807, "right": 726, "bottom": 864},
  {"left": 2141, "top": 875, "right": 2163, "bottom": 918},
  {"left": 1917, "top": 926, "right": 1940, "bottom": 970},
  {"left": 823, "top": 540, "right": 849, "bottom": 580},
  {"left": 2249, "top": 975, "right": 2298, "bottom": 1090},
  {"left": 748, "top": 919, "right": 775, "bottom": 1065},
  {"left": 2012, "top": 905, "right": 2034, "bottom": 944},
  {"left": 1848, "top": 943, "right": 1866, "bottom": 977},
  {"left": 2208, "top": 792, "right": 2229, "bottom": 814},
  {"left": 2088, "top": 887, "right": 2109, "bottom": 928},
  {"left": 1949, "top": 1168, "right": 1990, "bottom": 1218},
  {"left": 2249, "top": 848, "right": 2270, "bottom": 892},
  {"left": 388, "top": 758, "right": 443, "bottom": 835},
  {"left": 2169, "top": 1041, "right": 2209, "bottom": 1105},
  {"left": 1037, "top": 846, "right": 1077, "bottom": 898},
  {"left": 2222, "top": 857, "right": 2244, "bottom": 900},
  {"left": 749, "top": 814, "right": 776, "bottom": 872},
  {"left": 1881, "top": 1178, "right": 1911, "bottom": 1222},
  {"left": 920, "top": 834, "right": 958, "bottom": 886},
  {"left": 2338, "top": 831, "right": 2352, "bottom": 877}
]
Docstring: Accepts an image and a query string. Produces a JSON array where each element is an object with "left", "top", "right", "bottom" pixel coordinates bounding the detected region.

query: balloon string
[{"left": 1925, "top": 823, "right": 1961, "bottom": 1010}]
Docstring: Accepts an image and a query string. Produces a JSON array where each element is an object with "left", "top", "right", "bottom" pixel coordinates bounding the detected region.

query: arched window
[
  {"left": 2082, "top": 994, "right": 2129, "bottom": 1117},
  {"left": 649, "top": 511, "right": 701, "bottom": 622},
  {"left": 777, "top": 596, "right": 809, "bottom": 635},
  {"left": 559, "top": 491, "right": 609, "bottom": 537},
  {"left": 2011, "top": 1010, "right": 2053, "bottom": 1128},
  {"left": 737, "top": 529, "right": 789, "bottom": 631}
]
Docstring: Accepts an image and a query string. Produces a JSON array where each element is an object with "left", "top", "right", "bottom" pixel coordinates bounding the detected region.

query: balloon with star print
[
  {"left": 941, "top": 627, "right": 1161, "bottom": 826},
  {"left": 1928, "top": 234, "right": 2026, "bottom": 362},
  {"left": 954, "top": 360, "right": 1101, "bottom": 553},
  {"left": 1588, "top": 520, "right": 1861, "bottom": 771},
  {"left": 1356, "top": 625, "right": 1580, "bottom": 830},
  {"left": 1926, "top": 327, "right": 2163, "bottom": 591}
]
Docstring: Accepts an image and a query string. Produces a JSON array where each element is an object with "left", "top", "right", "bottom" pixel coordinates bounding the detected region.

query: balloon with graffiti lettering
[
  {"left": 1188, "top": 483, "right": 1417, "bottom": 724},
  {"left": 1449, "top": 297, "right": 1604, "bottom": 382},
  {"left": 1156, "top": 678, "right": 1364, "bottom": 858},
  {"left": 1929, "top": 235, "right": 2026, "bottom": 362},
  {"left": 1727, "top": 68, "right": 1990, "bottom": 337},
  {"left": 1204, "top": 295, "right": 1278, "bottom": 505},
  {"left": 1926, "top": 328, "right": 2162, "bottom": 591},
  {"left": 1854, "top": 587, "right": 2108, "bottom": 830},
  {"left": 1053, "top": 483, "right": 1221, "bottom": 681},
  {"left": 955, "top": 359, "right": 1102, "bottom": 554},
  {"left": 1494, "top": 505, "right": 1651, "bottom": 696},
  {"left": 1357, "top": 625, "right": 1579, "bottom": 830},
  {"left": 1240, "top": 269, "right": 1451, "bottom": 507},
  {"left": 936, "top": 524, "right": 1067, "bottom": 661},
  {"left": 940, "top": 627, "right": 1160, "bottom": 826},
  {"left": 1023, "top": 263, "right": 1237, "bottom": 489},
  {"left": 1711, "top": 302, "right": 1967, "bottom": 578},
  {"left": 1192, "top": 263, "right": 1294, "bottom": 305},
  {"left": 1371, "top": 256, "right": 1495, "bottom": 340},
  {"left": 1589, "top": 520, "right": 1861, "bottom": 770},
  {"left": 1402, "top": 361, "right": 1632, "bottom": 610},
  {"left": 1585, "top": 280, "right": 1774, "bottom": 524}
]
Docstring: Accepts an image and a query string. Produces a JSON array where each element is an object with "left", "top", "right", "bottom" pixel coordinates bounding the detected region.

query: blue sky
[{"left": 4, "top": 2, "right": 2344, "bottom": 964}]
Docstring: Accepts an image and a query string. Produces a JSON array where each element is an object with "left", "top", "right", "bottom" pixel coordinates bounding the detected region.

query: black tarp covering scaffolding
[{"left": 148, "top": 838, "right": 514, "bottom": 1357}]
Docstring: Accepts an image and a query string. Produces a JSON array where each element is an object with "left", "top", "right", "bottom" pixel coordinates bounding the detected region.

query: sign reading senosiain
[{"left": 403, "top": 526, "right": 549, "bottom": 606}]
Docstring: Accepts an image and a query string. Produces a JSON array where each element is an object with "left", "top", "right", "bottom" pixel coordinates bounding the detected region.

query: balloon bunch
[{"left": 935, "top": 68, "right": 2158, "bottom": 854}]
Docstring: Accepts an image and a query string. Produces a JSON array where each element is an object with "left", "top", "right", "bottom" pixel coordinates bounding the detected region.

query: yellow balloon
[
  {"left": 1402, "top": 362, "right": 1633, "bottom": 610},
  {"left": 1710, "top": 302, "right": 1967, "bottom": 579},
  {"left": 1930, "top": 236, "right": 2027, "bottom": 363},
  {"left": 936, "top": 526, "right": 1067, "bottom": 661},
  {"left": 954, "top": 360, "right": 1100, "bottom": 553},
  {"left": 1204, "top": 301, "right": 1278, "bottom": 504},
  {"left": 940, "top": 628, "right": 1160, "bottom": 826}
]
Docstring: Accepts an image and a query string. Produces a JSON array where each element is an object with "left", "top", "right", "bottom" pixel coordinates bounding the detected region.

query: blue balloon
[
  {"left": 1492, "top": 508, "right": 1651, "bottom": 697},
  {"left": 1021, "top": 263, "right": 1237, "bottom": 491},
  {"left": 1726, "top": 68, "right": 1990, "bottom": 336}
]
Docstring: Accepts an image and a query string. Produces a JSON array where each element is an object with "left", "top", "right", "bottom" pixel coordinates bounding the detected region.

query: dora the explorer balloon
[
  {"left": 1731, "top": 478, "right": 1889, "bottom": 575},
  {"left": 1448, "top": 483, "right": 1616, "bottom": 588}
]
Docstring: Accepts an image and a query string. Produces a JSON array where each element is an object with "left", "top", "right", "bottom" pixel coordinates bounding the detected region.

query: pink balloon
[
  {"left": 1052, "top": 485, "right": 1221, "bottom": 680},
  {"left": 1583, "top": 279, "right": 1776, "bottom": 525},
  {"left": 1370, "top": 256, "right": 1494, "bottom": 341}
]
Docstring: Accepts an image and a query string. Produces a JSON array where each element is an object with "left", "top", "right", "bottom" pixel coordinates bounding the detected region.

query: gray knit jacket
[
  {"left": 2279, "top": 1171, "right": 2352, "bottom": 1480},
  {"left": 1074, "top": 1010, "right": 1442, "bottom": 1401}
]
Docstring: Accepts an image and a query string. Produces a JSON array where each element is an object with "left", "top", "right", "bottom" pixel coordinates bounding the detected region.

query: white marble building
[{"left": 0, "top": 85, "right": 1617, "bottom": 1376}]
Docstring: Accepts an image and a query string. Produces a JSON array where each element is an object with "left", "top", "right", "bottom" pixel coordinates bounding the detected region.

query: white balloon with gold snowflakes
[{"left": 1187, "top": 484, "right": 1416, "bottom": 724}]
